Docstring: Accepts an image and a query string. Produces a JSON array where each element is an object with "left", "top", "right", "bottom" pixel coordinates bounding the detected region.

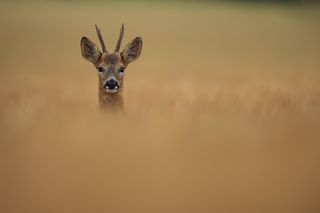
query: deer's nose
[{"left": 104, "top": 79, "right": 119, "bottom": 90}]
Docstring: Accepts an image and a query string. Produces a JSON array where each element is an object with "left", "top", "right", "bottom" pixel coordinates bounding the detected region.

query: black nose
[{"left": 105, "top": 79, "right": 119, "bottom": 90}]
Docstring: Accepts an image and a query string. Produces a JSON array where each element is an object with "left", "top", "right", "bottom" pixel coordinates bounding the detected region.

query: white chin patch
[{"left": 105, "top": 88, "right": 118, "bottom": 93}]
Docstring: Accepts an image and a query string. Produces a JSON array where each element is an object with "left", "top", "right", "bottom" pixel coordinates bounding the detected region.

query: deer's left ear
[
  {"left": 81, "top": 37, "right": 102, "bottom": 64},
  {"left": 121, "top": 37, "right": 142, "bottom": 64}
]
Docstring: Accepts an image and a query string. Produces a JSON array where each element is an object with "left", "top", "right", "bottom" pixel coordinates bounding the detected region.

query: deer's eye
[
  {"left": 97, "top": 67, "right": 104, "bottom": 72},
  {"left": 119, "top": 67, "right": 125, "bottom": 74}
]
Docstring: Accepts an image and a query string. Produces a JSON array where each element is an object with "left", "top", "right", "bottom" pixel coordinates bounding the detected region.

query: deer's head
[{"left": 81, "top": 24, "right": 142, "bottom": 93}]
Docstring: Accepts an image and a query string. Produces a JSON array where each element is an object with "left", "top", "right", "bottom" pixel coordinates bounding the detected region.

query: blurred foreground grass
[{"left": 0, "top": 1, "right": 320, "bottom": 213}]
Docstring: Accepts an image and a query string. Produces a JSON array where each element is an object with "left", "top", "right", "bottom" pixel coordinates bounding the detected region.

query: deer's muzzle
[{"left": 104, "top": 79, "right": 119, "bottom": 93}]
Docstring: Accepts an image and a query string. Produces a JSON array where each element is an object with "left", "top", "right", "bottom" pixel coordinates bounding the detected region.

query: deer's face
[
  {"left": 95, "top": 52, "right": 126, "bottom": 93},
  {"left": 80, "top": 25, "right": 142, "bottom": 94}
]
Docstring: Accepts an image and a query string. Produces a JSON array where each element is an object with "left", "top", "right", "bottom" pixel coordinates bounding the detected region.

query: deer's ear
[
  {"left": 121, "top": 37, "right": 142, "bottom": 64},
  {"left": 81, "top": 37, "right": 102, "bottom": 64}
]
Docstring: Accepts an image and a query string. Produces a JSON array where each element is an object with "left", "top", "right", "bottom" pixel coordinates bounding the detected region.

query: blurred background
[{"left": 1, "top": 0, "right": 320, "bottom": 213}]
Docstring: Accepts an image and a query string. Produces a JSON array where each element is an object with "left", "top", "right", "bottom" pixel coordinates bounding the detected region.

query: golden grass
[{"left": 1, "top": 1, "right": 320, "bottom": 213}]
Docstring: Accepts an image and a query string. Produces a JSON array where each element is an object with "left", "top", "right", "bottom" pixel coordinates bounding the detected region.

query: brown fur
[
  {"left": 105, "top": 53, "right": 121, "bottom": 66},
  {"left": 98, "top": 77, "right": 124, "bottom": 110},
  {"left": 96, "top": 53, "right": 125, "bottom": 110},
  {"left": 80, "top": 25, "right": 142, "bottom": 111}
]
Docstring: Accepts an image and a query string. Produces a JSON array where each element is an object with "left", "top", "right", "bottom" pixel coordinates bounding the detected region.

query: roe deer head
[{"left": 81, "top": 24, "right": 142, "bottom": 110}]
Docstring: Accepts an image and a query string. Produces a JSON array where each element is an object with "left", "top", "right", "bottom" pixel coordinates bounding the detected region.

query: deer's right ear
[
  {"left": 121, "top": 37, "right": 143, "bottom": 64},
  {"left": 81, "top": 37, "right": 102, "bottom": 64}
]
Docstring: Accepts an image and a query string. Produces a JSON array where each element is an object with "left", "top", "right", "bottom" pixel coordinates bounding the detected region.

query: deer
[{"left": 80, "top": 24, "right": 142, "bottom": 110}]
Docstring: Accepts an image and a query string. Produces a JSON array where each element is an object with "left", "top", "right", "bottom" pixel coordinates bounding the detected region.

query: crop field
[{"left": 0, "top": 1, "right": 320, "bottom": 213}]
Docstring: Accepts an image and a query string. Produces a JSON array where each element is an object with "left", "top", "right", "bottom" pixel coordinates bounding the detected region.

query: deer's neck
[{"left": 98, "top": 80, "right": 124, "bottom": 110}]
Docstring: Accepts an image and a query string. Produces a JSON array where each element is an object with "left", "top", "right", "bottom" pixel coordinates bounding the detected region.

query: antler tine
[
  {"left": 95, "top": 24, "right": 108, "bottom": 53},
  {"left": 115, "top": 24, "right": 124, "bottom": 52}
]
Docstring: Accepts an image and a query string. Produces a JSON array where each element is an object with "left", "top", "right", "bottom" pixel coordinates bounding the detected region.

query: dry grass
[{"left": 1, "top": 1, "right": 320, "bottom": 213}]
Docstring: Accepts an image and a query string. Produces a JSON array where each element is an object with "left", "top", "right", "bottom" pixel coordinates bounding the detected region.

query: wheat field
[{"left": 0, "top": 1, "right": 320, "bottom": 213}]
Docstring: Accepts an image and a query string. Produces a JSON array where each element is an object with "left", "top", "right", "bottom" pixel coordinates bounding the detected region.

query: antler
[
  {"left": 95, "top": 24, "right": 108, "bottom": 53},
  {"left": 115, "top": 24, "right": 124, "bottom": 52}
]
